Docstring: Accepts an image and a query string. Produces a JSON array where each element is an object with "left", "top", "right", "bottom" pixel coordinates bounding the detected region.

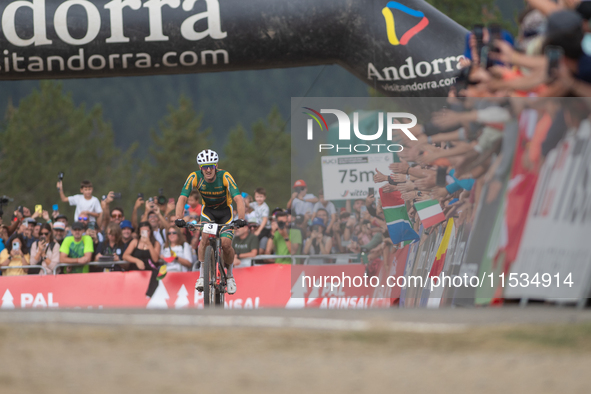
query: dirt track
[{"left": 1, "top": 312, "right": 590, "bottom": 394}]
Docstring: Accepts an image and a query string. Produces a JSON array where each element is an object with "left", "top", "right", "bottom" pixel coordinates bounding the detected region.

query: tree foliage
[
  {"left": 140, "top": 95, "right": 213, "bottom": 199},
  {"left": 221, "top": 107, "right": 291, "bottom": 210},
  {"left": 0, "top": 81, "right": 136, "bottom": 219},
  {"left": 425, "top": 0, "right": 514, "bottom": 33}
]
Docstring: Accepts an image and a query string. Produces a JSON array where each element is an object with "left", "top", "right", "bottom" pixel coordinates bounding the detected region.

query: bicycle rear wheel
[{"left": 203, "top": 246, "right": 216, "bottom": 307}]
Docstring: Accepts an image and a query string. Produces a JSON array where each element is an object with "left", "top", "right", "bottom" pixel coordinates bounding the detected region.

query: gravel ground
[{"left": 0, "top": 308, "right": 590, "bottom": 394}]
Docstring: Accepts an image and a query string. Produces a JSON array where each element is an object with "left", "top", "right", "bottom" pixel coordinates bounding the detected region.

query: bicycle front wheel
[{"left": 203, "top": 246, "right": 216, "bottom": 307}]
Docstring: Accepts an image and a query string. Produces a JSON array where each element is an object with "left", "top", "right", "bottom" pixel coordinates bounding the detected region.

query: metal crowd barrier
[
  {"left": 251, "top": 254, "right": 358, "bottom": 265},
  {"left": 1, "top": 265, "right": 48, "bottom": 275},
  {"left": 52, "top": 261, "right": 129, "bottom": 275}
]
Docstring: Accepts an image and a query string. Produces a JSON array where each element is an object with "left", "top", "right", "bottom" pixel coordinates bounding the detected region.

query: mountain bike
[{"left": 186, "top": 221, "right": 238, "bottom": 307}]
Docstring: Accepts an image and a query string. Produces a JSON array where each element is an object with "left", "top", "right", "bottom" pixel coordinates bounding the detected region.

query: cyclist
[{"left": 175, "top": 149, "right": 246, "bottom": 294}]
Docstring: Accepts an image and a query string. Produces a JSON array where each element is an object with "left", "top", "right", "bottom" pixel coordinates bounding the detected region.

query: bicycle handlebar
[{"left": 184, "top": 221, "right": 241, "bottom": 232}]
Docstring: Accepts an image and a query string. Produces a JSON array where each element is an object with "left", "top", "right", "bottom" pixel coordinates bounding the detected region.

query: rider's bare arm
[
  {"left": 233, "top": 194, "right": 245, "bottom": 220},
  {"left": 176, "top": 195, "right": 188, "bottom": 220}
]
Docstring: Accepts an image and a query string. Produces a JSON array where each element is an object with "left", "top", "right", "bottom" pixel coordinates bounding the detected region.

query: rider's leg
[
  {"left": 221, "top": 237, "right": 235, "bottom": 276},
  {"left": 198, "top": 235, "right": 208, "bottom": 275}
]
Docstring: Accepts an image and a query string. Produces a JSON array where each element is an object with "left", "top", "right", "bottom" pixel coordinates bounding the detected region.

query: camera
[
  {"left": 0, "top": 195, "right": 12, "bottom": 205},
  {"left": 277, "top": 221, "right": 290, "bottom": 230},
  {"left": 157, "top": 188, "right": 166, "bottom": 205}
]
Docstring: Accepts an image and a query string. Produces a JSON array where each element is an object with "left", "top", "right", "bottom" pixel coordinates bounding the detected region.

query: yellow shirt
[{"left": 0, "top": 249, "right": 30, "bottom": 276}]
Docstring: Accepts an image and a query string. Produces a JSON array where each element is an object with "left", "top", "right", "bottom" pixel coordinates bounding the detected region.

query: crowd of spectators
[{"left": 1, "top": 0, "right": 590, "bottom": 276}]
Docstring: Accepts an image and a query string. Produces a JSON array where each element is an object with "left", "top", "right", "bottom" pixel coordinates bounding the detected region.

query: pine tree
[
  {"left": 0, "top": 81, "right": 135, "bottom": 219},
  {"left": 141, "top": 95, "right": 213, "bottom": 199},
  {"left": 221, "top": 107, "right": 291, "bottom": 209}
]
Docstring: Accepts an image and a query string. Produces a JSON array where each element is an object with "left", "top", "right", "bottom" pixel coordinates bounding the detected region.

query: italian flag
[
  {"left": 415, "top": 199, "right": 445, "bottom": 228},
  {"left": 429, "top": 218, "right": 454, "bottom": 278}
]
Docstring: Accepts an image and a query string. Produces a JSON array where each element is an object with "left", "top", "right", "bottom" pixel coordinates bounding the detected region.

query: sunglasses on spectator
[
  {"left": 78, "top": 217, "right": 88, "bottom": 221},
  {"left": 201, "top": 165, "right": 216, "bottom": 171},
  {"left": 111, "top": 213, "right": 123, "bottom": 219},
  {"left": 169, "top": 232, "right": 178, "bottom": 235},
  {"left": 40, "top": 231, "right": 50, "bottom": 236}
]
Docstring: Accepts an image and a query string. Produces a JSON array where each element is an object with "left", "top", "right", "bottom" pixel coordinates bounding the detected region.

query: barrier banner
[
  {"left": 288, "top": 264, "right": 391, "bottom": 308},
  {"left": 0, "top": 264, "right": 395, "bottom": 309},
  {"left": 0, "top": 0, "right": 465, "bottom": 97},
  {"left": 506, "top": 122, "right": 591, "bottom": 302},
  {"left": 0, "top": 264, "right": 292, "bottom": 309}
]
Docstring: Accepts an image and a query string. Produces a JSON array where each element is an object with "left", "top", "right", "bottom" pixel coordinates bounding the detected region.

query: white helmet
[{"left": 196, "top": 149, "right": 219, "bottom": 166}]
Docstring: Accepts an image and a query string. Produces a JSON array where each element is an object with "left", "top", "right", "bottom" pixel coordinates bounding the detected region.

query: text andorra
[{"left": 1, "top": 0, "right": 226, "bottom": 48}]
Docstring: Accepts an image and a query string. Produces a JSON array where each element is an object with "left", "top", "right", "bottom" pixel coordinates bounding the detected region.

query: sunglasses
[
  {"left": 111, "top": 214, "right": 123, "bottom": 219},
  {"left": 78, "top": 217, "right": 88, "bottom": 221},
  {"left": 40, "top": 232, "right": 50, "bottom": 236},
  {"left": 169, "top": 232, "right": 178, "bottom": 235},
  {"left": 201, "top": 165, "right": 216, "bottom": 171}
]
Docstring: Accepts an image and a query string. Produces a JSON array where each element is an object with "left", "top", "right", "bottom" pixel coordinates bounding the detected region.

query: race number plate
[{"left": 203, "top": 223, "right": 218, "bottom": 235}]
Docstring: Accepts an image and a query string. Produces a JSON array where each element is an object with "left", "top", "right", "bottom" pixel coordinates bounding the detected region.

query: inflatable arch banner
[{"left": 0, "top": 0, "right": 466, "bottom": 96}]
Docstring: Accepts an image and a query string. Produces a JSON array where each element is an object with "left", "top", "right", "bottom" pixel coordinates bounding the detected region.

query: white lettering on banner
[
  {"left": 367, "top": 55, "right": 464, "bottom": 85},
  {"left": 18, "top": 292, "right": 59, "bottom": 308},
  {"left": 2, "top": 0, "right": 52, "bottom": 47},
  {"left": 144, "top": 0, "right": 181, "bottom": 42},
  {"left": 105, "top": 0, "right": 142, "bottom": 43},
  {"left": 0, "top": 0, "right": 227, "bottom": 47},
  {"left": 54, "top": 0, "right": 102, "bottom": 46},
  {"left": 181, "top": 0, "right": 227, "bottom": 41},
  {"left": 225, "top": 297, "right": 260, "bottom": 309}
]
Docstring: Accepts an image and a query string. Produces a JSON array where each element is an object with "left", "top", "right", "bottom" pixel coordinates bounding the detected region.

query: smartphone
[
  {"left": 138, "top": 193, "right": 144, "bottom": 199},
  {"left": 113, "top": 192, "right": 122, "bottom": 199},
  {"left": 52, "top": 204, "right": 59, "bottom": 211},
  {"left": 480, "top": 45, "right": 491, "bottom": 69},
  {"left": 368, "top": 187, "right": 375, "bottom": 196},
  {"left": 545, "top": 46, "right": 563, "bottom": 80},
  {"left": 473, "top": 24, "right": 484, "bottom": 59},
  {"left": 436, "top": 167, "right": 447, "bottom": 187},
  {"left": 360, "top": 205, "right": 368, "bottom": 214},
  {"left": 141, "top": 230, "right": 149, "bottom": 238},
  {"left": 12, "top": 242, "right": 19, "bottom": 251},
  {"left": 58, "top": 172, "right": 64, "bottom": 181},
  {"left": 35, "top": 205, "right": 42, "bottom": 215},
  {"left": 488, "top": 23, "right": 501, "bottom": 53}
]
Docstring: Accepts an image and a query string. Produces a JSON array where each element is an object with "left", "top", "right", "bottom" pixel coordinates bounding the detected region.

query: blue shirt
[
  {"left": 0, "top": 238, "right": 5, "bottom": 254},
  {"left": 446, "top": 169, "right": 475, "bottom": 195}
]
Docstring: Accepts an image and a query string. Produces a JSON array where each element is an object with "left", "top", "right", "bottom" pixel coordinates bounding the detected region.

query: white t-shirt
[
  {"left": 249, "top": 202, "right": 270, "bottom": 228},
  {"left": 153, "top": 229, "right": 166, "bottom": 246},
  {"left": 68, "top": 194, "right": 103, "bottom": 222},
  {"left": 161, "top": 242, "right": 192, "bottom": 272},
  {"left": 292, "top": 194, "right": 316, "bottom": 216},
  {"left": 313, "top": 201, "right": 337, "bottom": 217}
]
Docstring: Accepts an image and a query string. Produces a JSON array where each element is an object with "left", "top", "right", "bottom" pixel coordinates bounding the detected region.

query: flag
[
  {"left": 415, "top": 199, "right": 445, "bottom": 228},
  {"left": 429, "top": 218, "right": 454, "bottom": 278},
  {"left": 380, "top": 188, "right": 419, "bottom": 244}
]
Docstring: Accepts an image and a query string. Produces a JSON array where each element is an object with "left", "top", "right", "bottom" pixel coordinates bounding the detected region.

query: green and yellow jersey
[{"left": 180, "top": 169, "right": 240, "bottom": 209}]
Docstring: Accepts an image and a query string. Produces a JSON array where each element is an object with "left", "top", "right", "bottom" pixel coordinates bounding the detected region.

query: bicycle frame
[{"left": 187, "top": 221, "right": 235, "bottom": 307}]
